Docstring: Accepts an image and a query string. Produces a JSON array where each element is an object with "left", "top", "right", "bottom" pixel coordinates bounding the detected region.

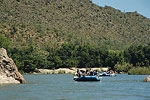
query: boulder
[
  {"left": 0, "top": 48, "right": 26, "bottom": 84},
  {"left": 144, "top": 76, "right": 150, "bottom": 82}
]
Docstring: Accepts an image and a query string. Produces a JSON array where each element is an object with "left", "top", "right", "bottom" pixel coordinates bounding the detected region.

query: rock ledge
[{"left": 0, "top": 48, "right": 26, "bottom": 84}]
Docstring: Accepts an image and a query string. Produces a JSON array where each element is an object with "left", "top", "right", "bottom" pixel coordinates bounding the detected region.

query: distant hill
[{"left": 0, "top": 0, "right": 150, "bottom": 50}]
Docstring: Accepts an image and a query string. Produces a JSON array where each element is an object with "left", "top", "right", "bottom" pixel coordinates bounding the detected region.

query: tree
[
  {"left": 124, "top": 45, "right": 149, "bottom": 66},
  {"left": 0, "top": 34, "right": 10, "bottom": 50}
]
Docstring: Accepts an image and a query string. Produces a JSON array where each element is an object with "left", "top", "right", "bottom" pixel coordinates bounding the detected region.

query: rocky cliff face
[{"left": 0, "top": 48, "right": 26, "bottom": 84}]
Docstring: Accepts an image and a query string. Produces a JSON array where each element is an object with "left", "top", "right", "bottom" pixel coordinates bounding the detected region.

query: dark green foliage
[
  {"left": 0, "top": 34, "right": 10, "bottom": 50},
  {"left": 5, "top": 43, "right": 150, "bottom": 73},
  {"left": 46, "top": 44, "right": 150, "bottom": 74},
  {"left": 114, "top": 63, "right": 133, "bottom": 73},
  {"left": 47, "top": 43, "right": 122, "bottom": 69},
  {"left": 124, "top": 44, "right": 150, "bottom": 66},
  {"left": 9, "top": 45, "right": 50, "bottom": 73},
  {"left": 105, "top": 52, "right": 119, "bottom": 69},
  {"left": 76, "top": 45, "right": 96, "bottom": 67}
]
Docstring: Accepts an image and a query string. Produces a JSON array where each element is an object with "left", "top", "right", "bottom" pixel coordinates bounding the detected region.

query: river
[{"left": 0, "top": 74, "right": 149, "bottom": 100}]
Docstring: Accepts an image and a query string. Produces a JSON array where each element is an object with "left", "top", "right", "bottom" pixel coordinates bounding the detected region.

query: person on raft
[
  {"left": 75, "top": 69, "right": 82, "bottom": 77},
  {"left": 75, "top": 68, "right": 99, "bottom": 77}
]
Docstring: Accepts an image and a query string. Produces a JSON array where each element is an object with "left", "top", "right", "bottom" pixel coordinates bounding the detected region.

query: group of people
[
  {"left": 75, "top": 68, "right": 99, "bottom": 77},
  {"left": 75, "top": 68, "right": 116, "bottom": 77},
  {"left": 101, "top": 70, "right": 115, "bottom": 74}
]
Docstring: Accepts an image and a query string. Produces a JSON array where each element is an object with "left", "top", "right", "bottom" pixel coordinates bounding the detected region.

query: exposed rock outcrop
[
  {"left": 0, "top": 48, "right": 26, "bottom": 84},
  {"left": 144, "top": 76, "right": 150, "bottom": 82}
]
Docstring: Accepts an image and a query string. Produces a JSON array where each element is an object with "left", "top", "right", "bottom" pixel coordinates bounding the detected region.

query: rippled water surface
[{"left": 0, "top": 74, "right": 149, "bottom": 100}]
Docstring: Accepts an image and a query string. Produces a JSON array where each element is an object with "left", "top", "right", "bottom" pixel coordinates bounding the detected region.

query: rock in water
[
  {"left": 144, "top": 77, "right": 150, "bottom": 82},
  {"left": 0, "top": 48, "right": 26, "bottom": 84}
]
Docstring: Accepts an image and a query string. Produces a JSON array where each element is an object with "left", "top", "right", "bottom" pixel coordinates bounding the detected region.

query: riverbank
[{"left": 33, "top": 68, "right": 109, "bottom": 74}]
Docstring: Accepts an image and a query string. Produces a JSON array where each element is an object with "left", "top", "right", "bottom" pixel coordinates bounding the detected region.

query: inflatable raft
[
  {"left": 73, "top": 76, "right": 100, "bottom": 81},
  {"left": 99, "top": 72, "right": 116, "bottom": 77}
]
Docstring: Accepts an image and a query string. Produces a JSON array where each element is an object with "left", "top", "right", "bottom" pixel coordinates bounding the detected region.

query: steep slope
[{"left": 0, "top": 0, "right": 150, "bottom": 50}]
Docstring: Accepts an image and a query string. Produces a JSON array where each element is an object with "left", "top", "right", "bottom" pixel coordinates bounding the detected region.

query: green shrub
[
  {"left": 114, "top": 63, "right": 133, "bottom": 73},
  {"left": 0, "top": 34, "right": 10, "bottom": 50},
  {"left": 128, "top": 67, "right": 150, "bottom": 75}
]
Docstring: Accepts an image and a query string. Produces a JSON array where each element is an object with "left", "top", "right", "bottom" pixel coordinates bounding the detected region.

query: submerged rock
[
  {"left": 0, "top": 48, "right": 26, "bottom": 84},
  {"left": 144, "top": 76, "right": 150, "bottom": 82}
]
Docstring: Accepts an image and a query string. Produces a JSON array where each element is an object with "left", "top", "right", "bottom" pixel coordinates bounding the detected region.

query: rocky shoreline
[
  {"left": 34, "top": 68, "right": 109, "bottom": 74},
  {"left": 0, "top": 48, "right": 26, "bottom": 84}
]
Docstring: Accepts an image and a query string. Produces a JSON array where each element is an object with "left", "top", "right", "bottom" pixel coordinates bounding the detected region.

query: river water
[{"left": 0, "top": 74, "right": 149, "bottom": 100}]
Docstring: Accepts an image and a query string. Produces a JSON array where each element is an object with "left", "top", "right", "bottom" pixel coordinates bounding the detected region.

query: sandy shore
[{"left": 34, "top": 68, "right": 109, "bottom": 74}]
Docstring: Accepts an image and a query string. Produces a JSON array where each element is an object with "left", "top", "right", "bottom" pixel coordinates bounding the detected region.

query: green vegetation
[
  {"left": 128, "top": 67, "right": 150, "bottom": 75},
  {"left": 7, "top": 42, "right": 150, "bottom": 74},
  {"left": 0, "top": 0, "right": 150, "bottom": 74},
  {"left": 0, "top": 0, "right": 150, "bottom": 50},
  {"left": 124, "top": 45, "right": 150, "bottom": 66},
  {"left": 114, "top": 63, "right": 133, "bottom": 73},
  {"left": 0, "top": 34, "right": 10, "bottom": 50},
  {"left": 9, "top": 45, "right": 50, "bottom": 73}
]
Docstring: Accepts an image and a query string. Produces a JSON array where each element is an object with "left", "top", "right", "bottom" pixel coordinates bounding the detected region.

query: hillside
[{"left": 0, "top": 0, "right": 150, "bottom": 50}]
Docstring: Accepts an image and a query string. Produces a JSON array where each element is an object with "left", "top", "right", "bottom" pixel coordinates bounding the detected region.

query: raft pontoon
[{"left": 73, "top": 75, "right": 100, "bottom": 81}]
